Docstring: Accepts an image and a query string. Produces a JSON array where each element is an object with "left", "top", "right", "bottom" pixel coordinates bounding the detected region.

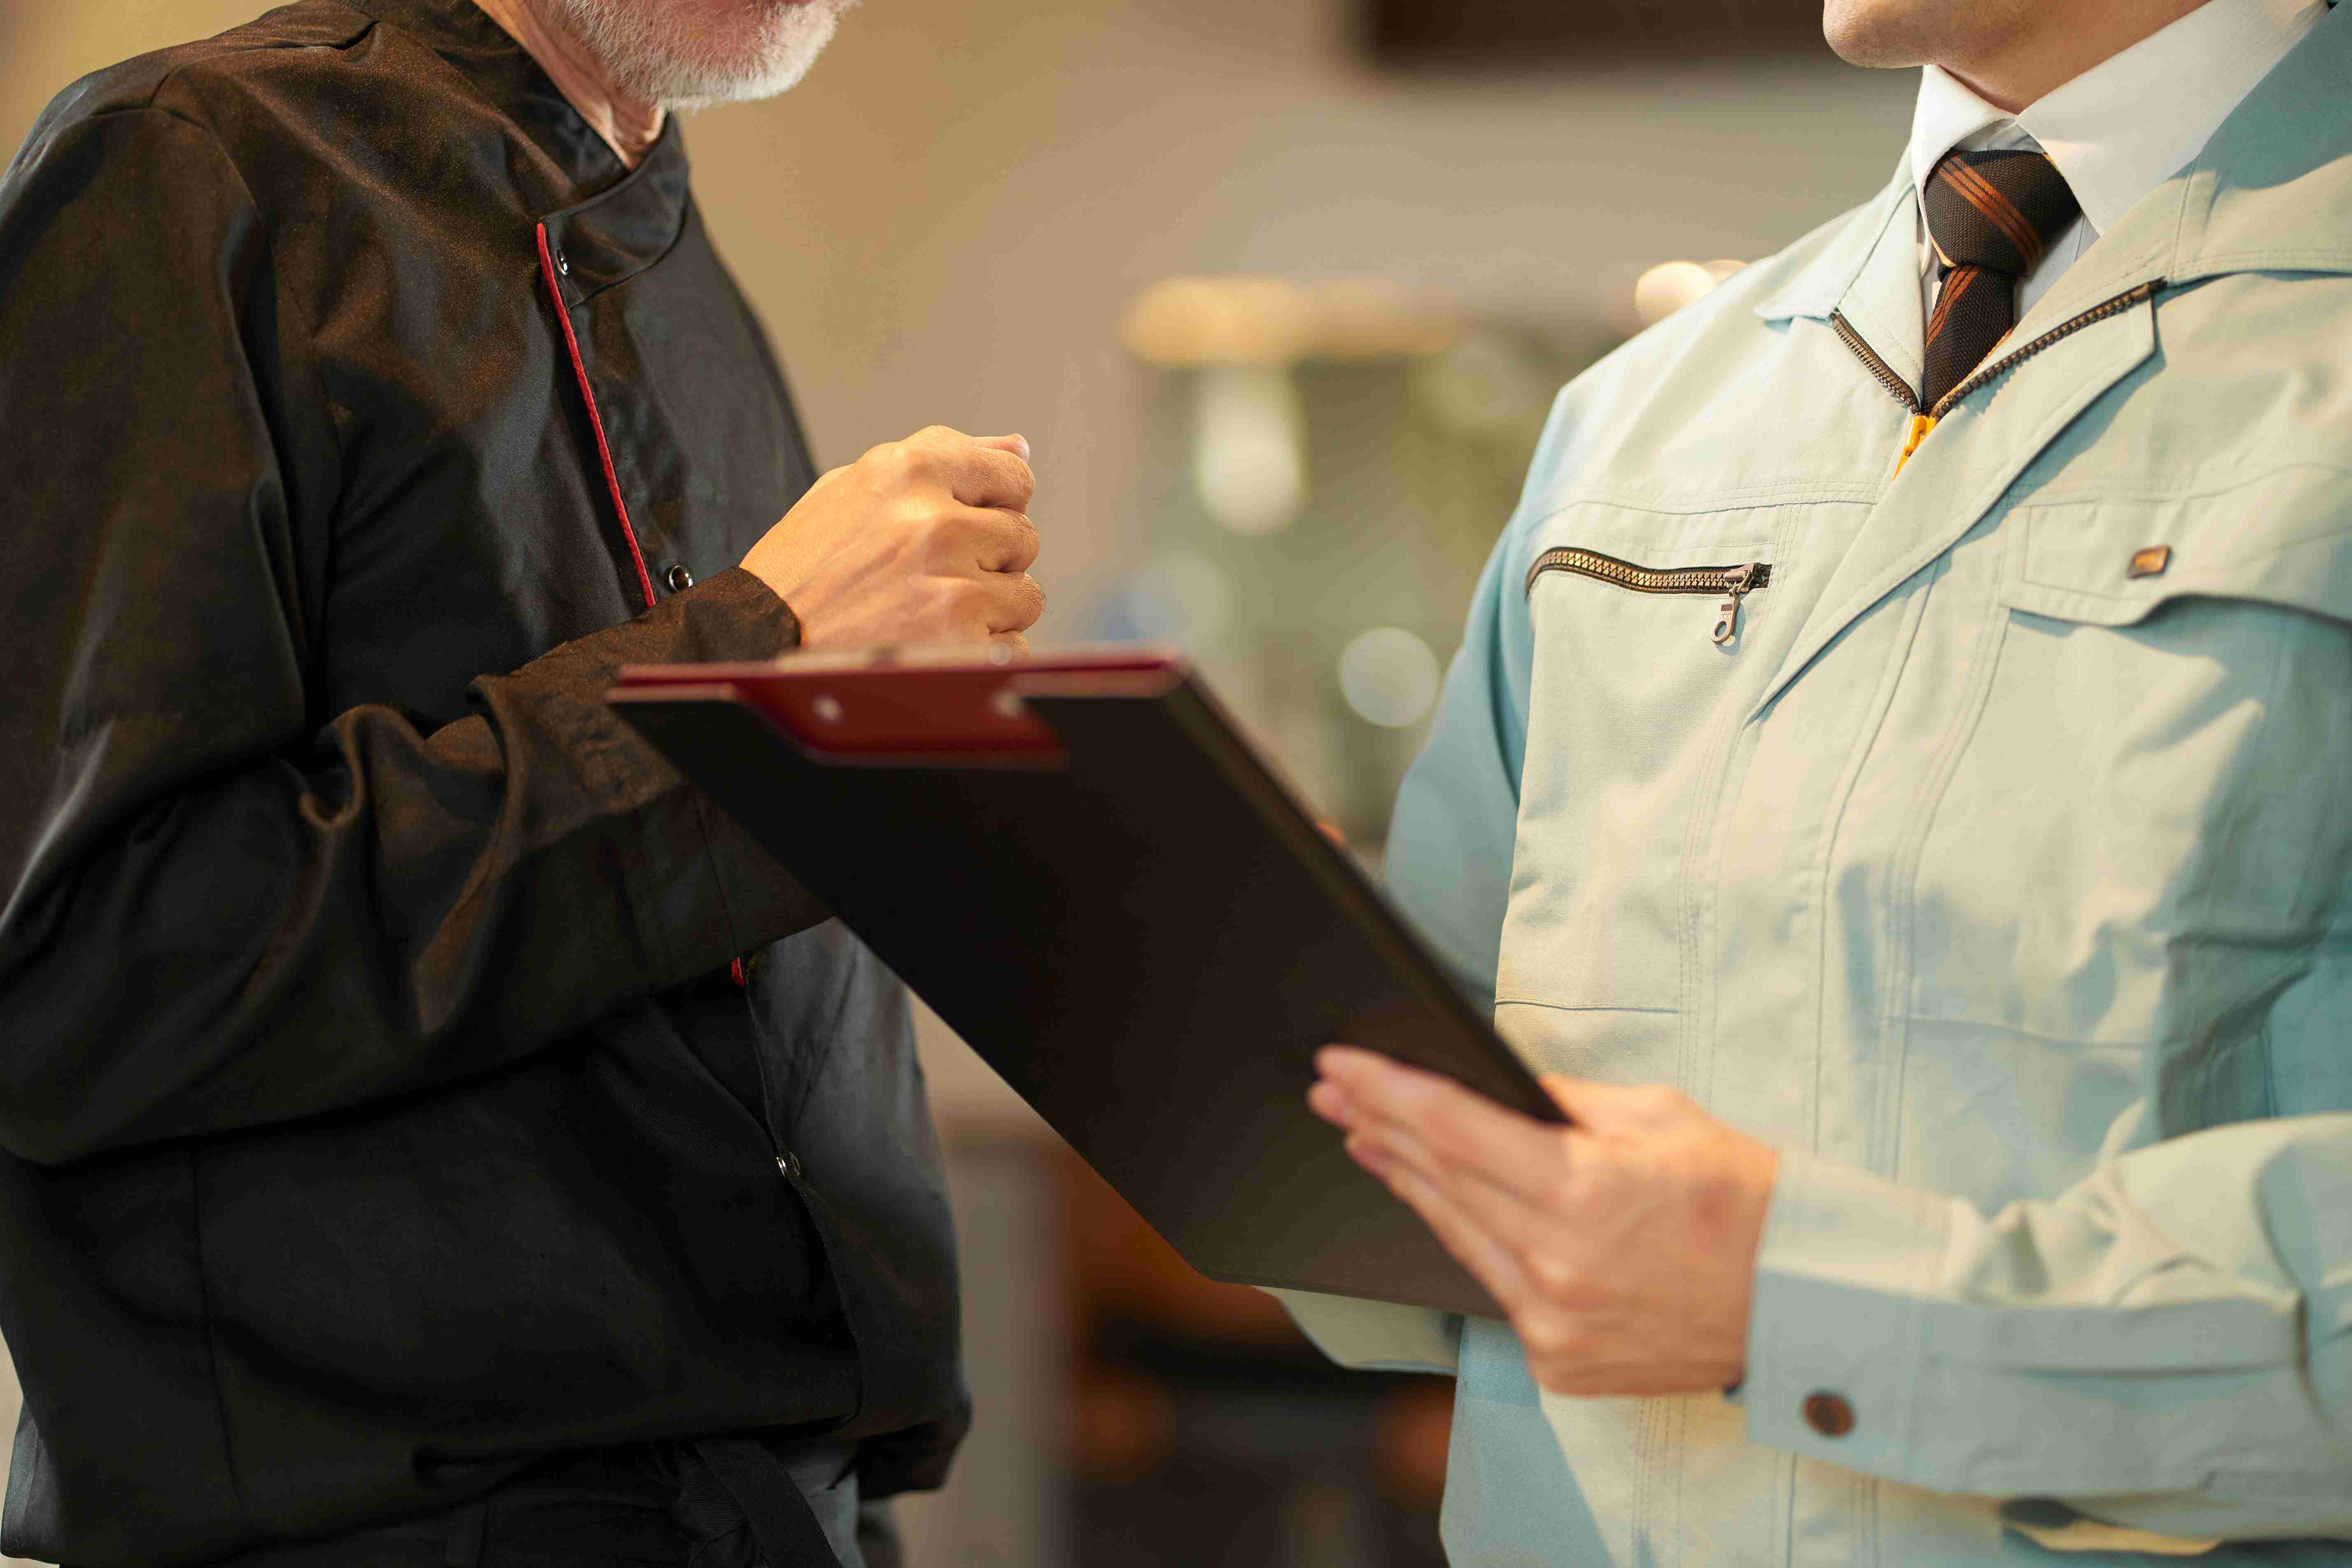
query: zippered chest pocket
[
  {"left": 1526, "top": 548, "right": 1772, "bottom": 646},
  {"left": 1502, "top": 531, "right": 1786, "bottom": 1024}
]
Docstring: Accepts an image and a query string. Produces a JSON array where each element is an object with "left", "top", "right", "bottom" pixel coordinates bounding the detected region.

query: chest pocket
[
  {"left": 1905, "top": 466, "right": 2352, "bottom": 1147},
  {"left": 2001, "top": 465, "right": 2352, "bottom": 629},
  {"left": 1502, "top": 508, "right": 1802, "bottom": 1035}
]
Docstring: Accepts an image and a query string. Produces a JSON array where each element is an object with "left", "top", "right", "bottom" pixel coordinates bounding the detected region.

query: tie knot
[{"left": 1923, "top": 148, "right": 2080, "bottom": 277}]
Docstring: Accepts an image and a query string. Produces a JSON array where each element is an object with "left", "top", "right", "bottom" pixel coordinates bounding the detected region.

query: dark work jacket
[{"left": 0, "top": 2, "right": 964, "bottom": 1562}]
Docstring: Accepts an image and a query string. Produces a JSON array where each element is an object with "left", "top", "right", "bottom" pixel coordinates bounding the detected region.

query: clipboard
[{"left": 608, "top": 646, "right": 1558, "bottom": 1316}]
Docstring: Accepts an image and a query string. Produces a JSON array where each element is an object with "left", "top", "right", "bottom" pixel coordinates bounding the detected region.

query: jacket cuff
[
  {"left": 1267, "top": 1289, "right": 1461, "bottom": 1375},
  {"left": 482, "top": 567, "right": 821, "bottom": 985},
  {"left": 1742, "top": 1146, "right": 2332, "bottom": 1506},
  {"left": 1740, "top": 1149, "right": 1952, "bottom": 1484},
  {"left": 620, "top": 568, "right": 825, "bottom": 964},
  {"left": 664, "top": 566, "right": 801, "bottom": 660}
]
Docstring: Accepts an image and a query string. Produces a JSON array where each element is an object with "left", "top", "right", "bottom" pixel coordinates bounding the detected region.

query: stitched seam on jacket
[
  {"left": 1878, "top": 557, "right": 2010, "bottom": 1181},
  {"left": 138, "top": 17, "right": 381, "bottom": 122},
  {"left": 1674, "top": 618, "right": 1750, "bottom": 1102},
  {"left": 2016, "top": 461, "right": 2352, "bottom": 511},
  {"left": 2188, "top": 608, "right": 2301, "bottom": 1131},
  {"left": 1688, "top": 503, "right": 1804, "bottom": 1128},
  {"left": 1802, "top": 571, "right": 1938, "bottom": 1163},
  {"left": 2176, "top": 247, "right": 2352, "bottom": 273},
  {"left": 1521, "top": 489, "right": 1881, "bottom": 533},
  {"left": 682, "top": 786, "right": 745, "bottom": 959}
]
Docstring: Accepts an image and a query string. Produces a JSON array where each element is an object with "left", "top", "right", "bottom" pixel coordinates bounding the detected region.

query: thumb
[{"left": 974, "top": 433, "right": 1032, "bottom": 461}]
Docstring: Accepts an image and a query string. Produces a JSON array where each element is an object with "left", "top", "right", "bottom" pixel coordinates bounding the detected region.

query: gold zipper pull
[
  {"left": 1712, "top": 563, "right": 1761, "bottom": 646},
  {"left": 1893, "top": 412, "right": 1937, "bottom": 475}
]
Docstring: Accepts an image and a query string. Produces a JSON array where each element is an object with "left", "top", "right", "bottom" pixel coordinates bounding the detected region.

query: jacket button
[
  {"left": 1802, "top": 1392, "right": 1854, "bottom": 1438},
  {"left": 664, "top": 563, "right": 694, "bottom": 592},
  {"left": 776, "top": 1151, "right": 803, "bottom": 1179},
  {"left": 556, "top": 249, "right": 571, "bottom": 276}
]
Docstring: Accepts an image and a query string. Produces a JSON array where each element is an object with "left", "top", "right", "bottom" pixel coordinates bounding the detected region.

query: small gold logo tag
[{"left": 2127, "top": 545, "right": 2171, "bottom": 579}]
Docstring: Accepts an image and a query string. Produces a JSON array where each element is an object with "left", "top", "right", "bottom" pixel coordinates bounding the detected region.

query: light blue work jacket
[{"left": 1282, "top": 9, "right": 2352, "bottom": 1563}]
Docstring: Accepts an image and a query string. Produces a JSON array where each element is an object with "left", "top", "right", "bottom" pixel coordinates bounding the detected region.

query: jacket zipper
[
  {"left": 1525, "top": 548, "right": 1770, "bottom": 646},
  {"left": 1830, "top": 278, "right": 2165, "bottom": 471}
]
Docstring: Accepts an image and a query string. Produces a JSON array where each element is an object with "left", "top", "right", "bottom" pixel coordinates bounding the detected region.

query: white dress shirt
[{"left": 1907, "top": 0, "right": 2327, "bottom": 328}]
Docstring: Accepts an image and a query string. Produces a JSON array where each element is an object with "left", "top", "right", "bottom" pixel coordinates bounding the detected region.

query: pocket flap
[{"left": 2005, "top": 466, "right": 2352, "bottom": 628}]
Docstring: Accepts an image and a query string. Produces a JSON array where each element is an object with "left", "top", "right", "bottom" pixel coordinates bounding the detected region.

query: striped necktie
[{"left": 1920, "top": 148, "right": 2081, "bottom": 410}]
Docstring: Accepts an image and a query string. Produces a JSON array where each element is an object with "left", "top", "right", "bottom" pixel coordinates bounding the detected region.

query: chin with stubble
[
  {"left": 1821, "top": 0, "right": 2044, "bottom": 68},
  {"left": 545, "top": 0, "right": 861, "bottom": 109}
]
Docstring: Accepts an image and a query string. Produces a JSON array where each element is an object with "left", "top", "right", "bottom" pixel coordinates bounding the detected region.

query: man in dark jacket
[{"left": 0, "top": 0, "right": 1046, "bottom": 1563}]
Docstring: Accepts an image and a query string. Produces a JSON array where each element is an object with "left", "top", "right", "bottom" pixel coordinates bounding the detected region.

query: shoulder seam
[{"left": 139, "top": 10, "right": 380, "bottom": 114}]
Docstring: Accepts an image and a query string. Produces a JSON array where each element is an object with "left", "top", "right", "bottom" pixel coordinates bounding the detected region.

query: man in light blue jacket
[{"left": 1289, "top": 0, "right": 2352, "bottom": 1561}]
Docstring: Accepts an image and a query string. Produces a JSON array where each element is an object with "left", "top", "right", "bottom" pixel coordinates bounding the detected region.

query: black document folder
[{"left": 608, "top": 647, "right": 1558, "bottom": 1316}]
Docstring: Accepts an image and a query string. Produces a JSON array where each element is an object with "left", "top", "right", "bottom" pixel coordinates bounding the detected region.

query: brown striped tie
[{"left": 1921, "top": 148, "right": 2080, "bottom": 409}]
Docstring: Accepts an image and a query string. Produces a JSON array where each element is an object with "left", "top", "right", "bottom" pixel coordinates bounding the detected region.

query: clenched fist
[{"left": 742, "top": 425, "right": 1044, "bottom": 650}]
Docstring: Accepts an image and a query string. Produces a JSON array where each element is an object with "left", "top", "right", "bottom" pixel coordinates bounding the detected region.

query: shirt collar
[
  {"left": 1906, "top": 0, "right": 2327, "bottom": 237},
  {"left": 1760, "top": 1, "right": 2352, "bottom": 324}
]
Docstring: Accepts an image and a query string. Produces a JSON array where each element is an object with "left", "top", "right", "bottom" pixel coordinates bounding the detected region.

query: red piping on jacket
[
  {"left": 536, "top": 224, "right": 749, "bottom": 993},
  {"left": 535, "top": 222, "right": 658, "bottom": 612}
]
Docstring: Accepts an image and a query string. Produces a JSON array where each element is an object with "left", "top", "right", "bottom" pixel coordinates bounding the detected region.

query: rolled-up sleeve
[{"left": 1744, "top": 1114, "right": 2352, "bottom": 1541}]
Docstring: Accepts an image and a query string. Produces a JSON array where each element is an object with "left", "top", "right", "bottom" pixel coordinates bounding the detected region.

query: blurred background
[{"left": 0, "top": 0, "right": 1912, "bottom": 1561}]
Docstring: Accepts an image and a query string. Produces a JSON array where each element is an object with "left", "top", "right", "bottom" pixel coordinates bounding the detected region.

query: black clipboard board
[{"left": 608, "top": 646, "right": 1558, "bottom": 1316}]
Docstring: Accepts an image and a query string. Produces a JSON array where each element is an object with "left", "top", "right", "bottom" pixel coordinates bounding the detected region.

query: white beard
[{"left": 544, "top": 0, "right": 854, "bottom": 109}]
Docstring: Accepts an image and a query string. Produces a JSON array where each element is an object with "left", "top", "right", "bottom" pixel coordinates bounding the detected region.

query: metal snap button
[
  {"left": 776, "top": 1151, "right": 803, "bottom": 1179},
  {"left": 664, "top": 563, "right": 694, "bottom": 592},
  {"left": 1802, "top": 1391, "right": 1855, "bottom": 1438},
  {"left": 556, "top": 249, "right": 571, "bottom": 276}
]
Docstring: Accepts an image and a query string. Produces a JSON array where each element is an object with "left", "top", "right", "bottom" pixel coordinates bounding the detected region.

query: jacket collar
[
  {"left": 2168, "top": 0, "right": 2352, "bottom": 282},
  {"left": 348, "top": 0, "right": 694, "bottom": 298},
  {"left": 1754, "top": 0, "right": 2352, "bottom": 331},
  {"left": 1748, "top": 170, "right": 1910, "bottom": 326},
  {"left": 348, "top": 0, "right": 623, "bottom": 189}
]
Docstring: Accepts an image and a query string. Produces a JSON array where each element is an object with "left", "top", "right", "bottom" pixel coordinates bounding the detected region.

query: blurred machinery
[{"left": 1096, "top": 273, "right": 1613, "bottom": 843}]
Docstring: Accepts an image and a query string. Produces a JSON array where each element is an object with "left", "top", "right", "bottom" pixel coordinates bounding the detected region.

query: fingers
[
  {"left": 901, "top": 425, "right": 1036, "bottom": 511},
  {"left": 1315, "top": 1048, "right": 1569, "bottom": 1211},
  {"left": 908, "top": 424, "right": 1029, "bottom": 462},
  {"left": 1311, "top": 1076, "right": 1565, "bottom": 1264},
  {"left": 969, "top": 508, "right": 1041, "bottom": 574},
  {"left": 1345, "top": 1132, "right": 1541, "bottom": 1313},
  {"left": 945, "top": 444, "right": 1035, "bottom": 511},
  {"left": 978, "top": 571, "right": 1047, "bottom": 634}
]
